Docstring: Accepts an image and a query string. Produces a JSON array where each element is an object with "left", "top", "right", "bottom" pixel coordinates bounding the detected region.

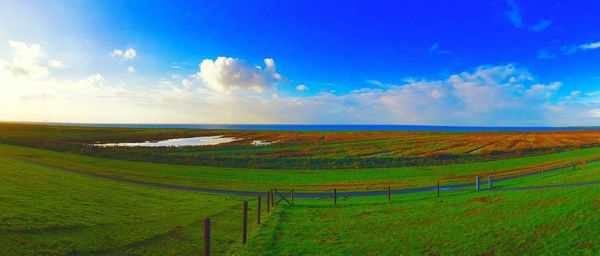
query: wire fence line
[
  {"left": 201, "top": 161, "right": 598, "bottom": 255},
  {"left": 12, "top": 154, "right": 598, "bottom": 198}
]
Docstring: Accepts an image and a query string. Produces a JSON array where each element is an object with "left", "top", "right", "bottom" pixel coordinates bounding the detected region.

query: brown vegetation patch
[
  {"left": 579, "top": 241, "right": 594, "bottom": 250},
  {"left": 470, "top": 197, "right": 502, "bottom": 204},
  {"left": 463, "top": 209, "right": 481, "bottom": 216},
  {"left": 524, "top": 198, "right": 564, "bottom": 208},
  {"left": 478, "top": 251, "right": 495, "bottom": 256}
]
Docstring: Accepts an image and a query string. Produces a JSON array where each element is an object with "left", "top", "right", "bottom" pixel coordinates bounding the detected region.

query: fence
[{"left": 201, "top": 159, "right": 591, "bottom": 255}]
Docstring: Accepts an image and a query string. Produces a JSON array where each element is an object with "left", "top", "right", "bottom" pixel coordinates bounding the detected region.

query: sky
[{"left": 1, "top": 0, "right": 600, "bottom": 126}]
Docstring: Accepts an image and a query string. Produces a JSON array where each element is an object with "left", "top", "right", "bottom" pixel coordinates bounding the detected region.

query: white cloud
[
  {"left": 525, "top": 82, "right": 561, "bottom": 98},
  {"left": 182, "top": 79, "right": 193, "bottom": 89},
  {"left": 530, "top": 20, "right": 551, "bottom": 32},
  {"left": 110, "top": 48, "right": 136, "bottom": 60},
  {"left": 296, "top": 84, "right": 308, "bottom": 91},
  {"left": 580, "top": 41, "right": 600, "bottom": 50},
  {"left": 505, "top": 0, "right": 522, "bottom": 28},
  {"left": 1, "top": 40, "right": 49, "bottom": 79},
  {"left": 110, "top": 49, "right": 123, "bottom": 58},
  {"left": 123, "top": 48, "right": 136, "bottom": 60},
  {"left": 48, "top": 59, "right": 65, "bottom": 69},
  {"left": 2, "top": 42, "right": 600, "bottom": 126},
  {"left": 86, "top": 74, "right": 104, "bottom": 84},
  {"left": 127, "top": 66, "right": 135, "bottom": 74},
  {"left": 562, "top": 41, "right": 600, "bottom": 55},
  {"left": 195, "top": 57, "right": 281, "bottom": 93}
]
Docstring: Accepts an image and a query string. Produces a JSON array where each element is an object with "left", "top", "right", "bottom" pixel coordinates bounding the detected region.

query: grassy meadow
[{"left": 1, "top": 123, "right": 599, "bottom": 255}]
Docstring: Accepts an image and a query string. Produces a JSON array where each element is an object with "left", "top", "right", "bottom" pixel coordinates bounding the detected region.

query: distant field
[{"left": 2, "top": 123, "right": 600, "bottom": 169}]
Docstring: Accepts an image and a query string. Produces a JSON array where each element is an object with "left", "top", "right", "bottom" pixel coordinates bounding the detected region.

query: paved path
[{"left": 13, "top": 156, "right": 600, "bottom": 198}]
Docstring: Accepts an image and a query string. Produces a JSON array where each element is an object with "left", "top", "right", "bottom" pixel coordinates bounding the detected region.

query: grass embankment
[
  {"left": 241, "top": 165, "right": 600, "bottom": 255},
  {"left": 2, "top": 143, "right": 599, "bottom": 255},
  {"left": 0, "top": 153, "right": 263, "bottom": 255},
  {"left": 2, "top": 143, "right": 600, "bottom": 192}
]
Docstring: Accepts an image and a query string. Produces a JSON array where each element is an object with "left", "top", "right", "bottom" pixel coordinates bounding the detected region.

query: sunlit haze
[{"left": 1, "top": 1, "right": 600, "bottom": 126}]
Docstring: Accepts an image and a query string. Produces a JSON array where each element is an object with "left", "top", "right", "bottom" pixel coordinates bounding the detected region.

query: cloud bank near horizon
[{"left": 1, "top": 40, "right": 600, "bottom": 126}]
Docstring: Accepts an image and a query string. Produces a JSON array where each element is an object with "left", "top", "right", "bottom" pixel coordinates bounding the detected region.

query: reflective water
[
  {"left": 251, "top": 140, "right": 279, "bottom": 146},
  {"left": 94, "top": 136, "right": 240, "bottom": 147}
]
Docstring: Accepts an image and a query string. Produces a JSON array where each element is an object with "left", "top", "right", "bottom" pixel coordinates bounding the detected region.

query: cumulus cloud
[
  {"left": 2, "top": 42, "right": 600, "bottom": 126},
  {"left": 48, "top": 59, "right": 65, "bottom": 68},
  {"left": 110, "top": 49, "right": 123, "bottom": 58},
  {"left": 195, "top": 57, "right": 282, "bottom": 93},
  {"left": 260, "top": 64, "right": 575, "bottom": 125},
  {"left": 123, "top": 48, "right": 136, "bottom": 60},
  {"left": 86, "top": 74, "right": 104, "bottom": 84},
  {"left": 0, "top": 40, "right": 49, "bottom": 79},
  {"left": 110, "top": 48, "right": 136, "bottom": 60},
  {"left": 127, "top": 66, "right": 135, "bottom": 74},
  {"left": 296, "top": 84, "right": 308, "bottom": 91},
  {"left": 181, "top": 79, "right": 193, "bottom": 89}
]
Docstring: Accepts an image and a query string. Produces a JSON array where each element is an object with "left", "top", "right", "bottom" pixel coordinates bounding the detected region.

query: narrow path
[{"left": 10, "top": 155, "right": 600, "bottom": 198}]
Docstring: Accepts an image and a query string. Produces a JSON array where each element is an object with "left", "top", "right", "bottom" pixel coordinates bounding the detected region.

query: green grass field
[
  {"left": 0, "top": 153, "right": 264, "bottom": 255},
  {"left": 2, "top": 142, "right": 600, "bottom": 192},
  {"left": 2, "top": 124, "right": 600, "bottom": 255},
  {"left": 240, "top": 162, "right": 600, "bottom": 255}
]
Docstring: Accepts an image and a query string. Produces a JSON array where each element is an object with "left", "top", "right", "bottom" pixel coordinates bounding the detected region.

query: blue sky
[{"left": 1, "top": 0, "right": 600, "bottom": 125}]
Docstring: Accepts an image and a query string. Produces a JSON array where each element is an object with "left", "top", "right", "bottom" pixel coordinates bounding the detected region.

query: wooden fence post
[
  {"left": 388, "top": 186, "right": 391, "bottom": 205},
  {"left": 519, "top": 172, "right": 522, "bottom": 182},
  {"left": 203, "top": 218, "right": 210, "bottom": 256},
  {"left": 476, "top": 176, "right": 481, "bottom": 191},
  {"left": 290, "top": 190, "right": 294, "bottom": 205},
  {"left": 334, "top": 188, "right": 337, "bottom": 205},
  {"left": 271, "top": 189, "right": 275, "bottom": 207},
  {"left": 242, "top": 201, "right": 248, "bottom": 244},
  {"left": 437, "top": 181, "right": 440, "bottom": 197},
  {"left": 257, "top": 196, "right": 261, "bottom": 224},
  {"left": 266, "top": 190, "right": 270, "bottom": 213},
  {"left": 488, "top": 175, "right": 493, "bottom": 190}
]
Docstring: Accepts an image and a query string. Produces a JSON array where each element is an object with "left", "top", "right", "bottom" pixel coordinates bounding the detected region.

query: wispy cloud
[
  {"left": 580, "top": 41, "right": 600, "bottom": 50},
  {"left": 427, "top": 43, "right": 451, "bottom": 55},
  {"left": 505, "top": 0, "right": 522, "bottom": 28},
  {"left": 537, "top": 49, "right": 556, "bottom": 59},
  {"left": 530, "top": 20, "right": 551, "bottom": 32},
  {"left": 562, "top": 41, "right": 600, "bottom": 54}
]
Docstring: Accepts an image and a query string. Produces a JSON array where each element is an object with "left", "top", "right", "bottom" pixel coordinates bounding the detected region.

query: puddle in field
[
  {"left": 251, "top": 140, "right": 279, "bottom": 146},
  {"left": 94, "top": 136, "right": 241, "bottom": 147}
]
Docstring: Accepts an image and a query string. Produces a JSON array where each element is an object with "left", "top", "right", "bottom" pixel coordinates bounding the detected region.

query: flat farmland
[{"left": 2, "top": 123, "right": 600, "bottom": 169}]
